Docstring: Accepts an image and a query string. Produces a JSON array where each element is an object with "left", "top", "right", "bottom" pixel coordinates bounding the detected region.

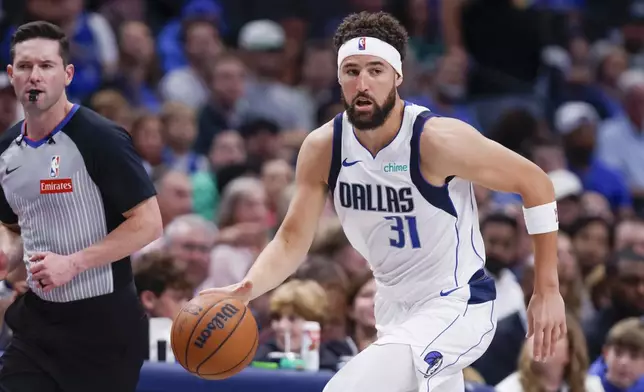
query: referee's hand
[{"left": 29, "top": 252, "right": 81, "bottom": 292}]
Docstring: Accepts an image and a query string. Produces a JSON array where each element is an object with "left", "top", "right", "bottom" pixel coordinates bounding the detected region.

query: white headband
[{"left": 337, "top": 37, "right": 403, "bottom": 79}]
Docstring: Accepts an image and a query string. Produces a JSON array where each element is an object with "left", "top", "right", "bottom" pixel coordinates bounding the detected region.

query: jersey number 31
[{"left": 384, "top": 216, "right": 421, "bottom": 249}]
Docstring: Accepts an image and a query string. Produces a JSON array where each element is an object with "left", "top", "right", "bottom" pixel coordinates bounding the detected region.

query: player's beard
[{"left": 343, "top": 85, "right": 397, "bottom": 131}]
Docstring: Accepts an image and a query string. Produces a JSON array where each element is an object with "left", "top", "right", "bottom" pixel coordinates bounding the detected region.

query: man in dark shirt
[{"left": 0, "top": 21, "right": 162, "bottom": 392}]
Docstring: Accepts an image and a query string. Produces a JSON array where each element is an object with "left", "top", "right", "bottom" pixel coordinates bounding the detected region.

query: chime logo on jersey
[{"left": 50, "top": 155, "right": 60, "bottom": 178}]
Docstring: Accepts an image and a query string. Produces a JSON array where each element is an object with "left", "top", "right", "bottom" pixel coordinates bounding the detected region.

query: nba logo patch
[
  {"left": 358, "top": 37, "right": 366, "bottom": 50},
  {"left": 50, "top": 155, "right": 60, "bottom": 178}
]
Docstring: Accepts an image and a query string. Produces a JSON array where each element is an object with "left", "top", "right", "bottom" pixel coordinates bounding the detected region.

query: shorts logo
[
  {"left": 358, "top": 37, "right": 366, "bottom": 50},
  {"left": 422, "top": 351, "right": 443, "bottom": 378},
  {"left": 50, "top": 155, "right": 60, "bottom": 178},
  {"left": 40, "top": 178, "right": 73, "bottom": 194}
]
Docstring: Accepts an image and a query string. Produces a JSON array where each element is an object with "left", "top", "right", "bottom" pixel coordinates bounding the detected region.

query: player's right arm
[{"left": 200, "top": 124, "right": 333, "bottom": 301}]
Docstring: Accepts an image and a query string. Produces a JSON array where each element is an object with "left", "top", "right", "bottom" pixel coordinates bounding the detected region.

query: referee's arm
[
  {"left": 0, "top": 187, "right": 26, "bottom": 282},
  {"left": 69, "top": 126, "right": 163, "bottom": 272}
]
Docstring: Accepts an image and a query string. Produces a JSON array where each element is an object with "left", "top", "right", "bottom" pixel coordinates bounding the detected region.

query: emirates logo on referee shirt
[{"left": 40, "top": 178, "right": 73, "bottom": 194}]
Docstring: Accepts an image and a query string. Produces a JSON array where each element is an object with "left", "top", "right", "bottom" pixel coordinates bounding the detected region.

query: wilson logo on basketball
[
  {"left": 193, "top": 304, "right": 240, "bottom": 349},
  {"left": 40, "top": 178, "right": 73, "bottom": 194}
]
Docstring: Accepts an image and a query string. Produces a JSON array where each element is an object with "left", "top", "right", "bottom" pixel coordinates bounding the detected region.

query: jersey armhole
[
  {"left": 409, "top": 111, "right": 458, "bottom": 218},
  {"left": 327, "top": 113, "right": 343, "bottom": 194}
]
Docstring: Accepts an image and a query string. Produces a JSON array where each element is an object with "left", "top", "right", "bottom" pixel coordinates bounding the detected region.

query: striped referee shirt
[{"left": 0, "top": 104, "right": 156, "bottom": 302}]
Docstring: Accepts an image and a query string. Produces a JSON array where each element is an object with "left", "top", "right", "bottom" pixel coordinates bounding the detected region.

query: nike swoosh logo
[
  {"left": 439, "top": 287, "right": 462, "bottom": 296},
  {"left": 5, "top": 166, "right": 20, "bottom": 175},
  {"left": 342, "top": 158, "right": 361, "bottom": 167}
]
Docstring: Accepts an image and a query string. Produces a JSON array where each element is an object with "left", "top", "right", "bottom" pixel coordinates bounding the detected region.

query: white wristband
[{"left": 522, "top": 201, "right": 559, "bottom": 235}]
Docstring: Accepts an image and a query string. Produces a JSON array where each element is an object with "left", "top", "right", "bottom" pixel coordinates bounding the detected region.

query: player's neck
[
  {"left": 24, "top": 98, "right": 73, "bottom": 140},
  {"left": 354, "top": 98, "right": 405, "bottom": 156}
]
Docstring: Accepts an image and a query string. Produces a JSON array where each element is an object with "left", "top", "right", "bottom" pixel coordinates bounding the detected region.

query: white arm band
[{"left": 522, "top": 201, "right": 559, "bottom": 235}]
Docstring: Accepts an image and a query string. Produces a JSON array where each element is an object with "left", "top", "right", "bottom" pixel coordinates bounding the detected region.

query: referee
[{"left": 0, "top": 21, "right": 162, "bottom": 392}]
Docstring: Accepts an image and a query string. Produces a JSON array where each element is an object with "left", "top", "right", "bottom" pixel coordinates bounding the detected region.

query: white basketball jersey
[{"left": 329, "top": 103, "right": 491, "bottom": 302}]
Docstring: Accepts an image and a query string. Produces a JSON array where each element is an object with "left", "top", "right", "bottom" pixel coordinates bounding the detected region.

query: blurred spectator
[
  {"left": 0, "top": 0, "right": 119, "bottom": 102},
  {"left": 598, "top": 70, "right": 644, "bottom": 211},
  {"left": 130, "top": 112, "right": 165, "bottom": 176},
  {"left": 310, "top": 218, "right": 369, "bottom": 281},
  {"left": 89, "top": 88, "right": 132, "bottom": 129},
  {"left": 570, "top": 216, "right": 613, "bottom": 278},
  {"left": 473, "top": 232, "right": 588, "bottom": 385},
  {"left": 549, "top": 169, "right": 584, "bottom": 232},
  {"left": 293, "top": 256, "right": 351, "bottom": 344},
  {"left": 584, "top": 247, "right": 644, "bottom": 361},
  {"left": 480, "top": 213, "right": 525, "bottom": 320},
  {"left": 345, "top": 272, "right": 377, "bottom": 355},
  {"left": 110, "top": 20, "right": 163, "bottom": 112},
  {"left": 239, "top": 118, "right": 285, "bottom": 167},
  {"left": 203, "top": 177, "right": 269, "bottom": 288},
  {"left": 163, "top": 214, "right": 217, "bottom": 291},
  {"left": 554, "top": 101, "right": 633, "bottom": 215},
  {"left": 592, "top": 43, "right": 629, "bottom": 118},
  {"left": 488, "top": 108, "right": 547, "bottom": 157},
  {"left": 296, "top": 41, "right": 336, "bottom": 131},
  {"left": 156, "top": 0, "right": 224, "bottom": 73},
  {"left": 134, "top": 250, "right": 192, "bottom": 319},
  {"left": 261, "top": 159, "right": 294, "bottom": 230},
  {"left": 159, "top": 102, "right": 208, "bottom": 174},
  {"left": 528, "top": 138, "right": 567, "bottom": 174},
  {"left": 159, "top": 17, "right": 223, "bottom": 108},
  {"left": 389, "top": 0, "right": 444, "bottom": 64},
  {"left": 192, "top": 130, "right": 247, "bottom": 221},
  {"left": 581, "top": 191, "right": 616, "bottom": 224},
  {"left": 0, "top": 72, "right": 20, "bottom": 132},
  {"left": 155, "top": 170, "right": 194, "bottom": 226},
  {"left": 496, "top": 314, "right": 603, "bottom": 392},
  {"left": 615, "top": 218, "right": 644, "bottom": 253},
  {"left": 589, "top": 317, "right": 644, "bottom": 391},
  {"left": 195, "top": 53, "right": 248, "bottom": 155},
  {"left": 254, "top": 279, "right": 339, "bottom": 371},
  {"left": 238, "top": 19, "right": 312, "bottom": 133},
  {"left": 408, "top": 51, "right": 479, "bottom": 129}
]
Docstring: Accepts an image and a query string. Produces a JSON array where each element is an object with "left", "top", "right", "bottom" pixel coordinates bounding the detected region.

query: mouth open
[{"left": 354, "top": 97, "right": 373, "bottom": 110}]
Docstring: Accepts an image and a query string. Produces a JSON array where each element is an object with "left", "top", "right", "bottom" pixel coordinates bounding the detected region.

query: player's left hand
[
  {"left": 28, "top": 252, "right": 82, "bottom": 292},
  {"left": 526, "top": 287, "right": 567, "bottom": 363}
]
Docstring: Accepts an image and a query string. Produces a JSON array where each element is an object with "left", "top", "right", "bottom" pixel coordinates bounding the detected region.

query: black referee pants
[{"left": 0, "top": 283, "right": 148, "bottom": 392}]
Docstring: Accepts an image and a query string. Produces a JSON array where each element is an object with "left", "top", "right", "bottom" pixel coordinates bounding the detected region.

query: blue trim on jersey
[
  {"left": 21, "top": 104, "right": 80, "bottom": 148},
  {"left": 409, "top": 111, "right": 458, "bottom": 218},
  {"left": 328, "top": 113, "right": 344, "bottom": 193},
  {"left": 469, "top": 185, "right": 485, "bottom": 266},
  {"left": 454, "top": 221, "right": 460, "bottom": 287},
  {"left": 351, "top": 101, "right": 408, "bottom": 159},
  {"left": 468, "top": 268, "right": 497, "bottom": 304}
]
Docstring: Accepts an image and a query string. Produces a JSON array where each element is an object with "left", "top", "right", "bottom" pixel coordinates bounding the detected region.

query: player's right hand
[{"left": 198, "top": 280, "right": 253, "bottom": 305}]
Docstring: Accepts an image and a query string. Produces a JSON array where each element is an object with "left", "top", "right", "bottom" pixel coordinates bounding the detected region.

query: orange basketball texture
[{"left": 171, "top": 295, "right": 259, "bottom": 380}]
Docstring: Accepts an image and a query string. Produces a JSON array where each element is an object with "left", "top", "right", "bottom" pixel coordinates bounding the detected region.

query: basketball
[{"left": 171, "top": 294, "right": 259, "bottom": 380}]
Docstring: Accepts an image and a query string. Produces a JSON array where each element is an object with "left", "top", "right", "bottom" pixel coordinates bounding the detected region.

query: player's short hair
[
  {"left": 333, "top": 11, "right": 408, "bottom": 62},
  {"left": 11, "top": 21, "right": 70, "bottom": 65},
  {"left": 605, "top": 317, "right": 644, "bottom": 354},
  {"left": 134, "top": 250, "right": 193, "bottom": 297}
]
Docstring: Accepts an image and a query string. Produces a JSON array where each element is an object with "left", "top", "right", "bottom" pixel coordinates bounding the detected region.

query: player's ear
[
  {"left": 395, "top": 73, "right": 403, "bottom": 88},
  {"left": 64, "top": 64, "right": 74, "bottom": 87},
  {"left": 6, "top": 65, "right": 13, "bottom": 82}
]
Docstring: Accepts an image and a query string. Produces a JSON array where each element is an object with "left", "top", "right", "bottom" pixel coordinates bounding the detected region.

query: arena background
[{"left": 0, "top": 0, "right": 643, "bottom": 391}]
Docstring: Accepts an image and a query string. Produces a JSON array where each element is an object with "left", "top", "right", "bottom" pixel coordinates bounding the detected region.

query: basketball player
[
  {"left": 0, "top": 21, "right": 162, "bottom": 392},
  {"left": 201, "top": 12, "right": 566, "bottom": 391}
]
